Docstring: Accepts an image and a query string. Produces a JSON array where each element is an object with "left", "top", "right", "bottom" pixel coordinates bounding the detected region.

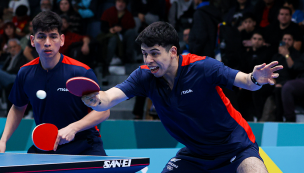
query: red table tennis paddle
[
  {"left": 32, "top": 123, "right": 58, "bottom": 151},
  {"left": 66, "top": 77, "right": 100, "bottom": 97}
]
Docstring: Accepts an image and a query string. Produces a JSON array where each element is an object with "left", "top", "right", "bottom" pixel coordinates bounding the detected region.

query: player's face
[
  {"left": 30, "top": 29, "right": 65, "bottom": 59},
  {"left": 141, "top": 44, "right": 174, "bottom": 78}
]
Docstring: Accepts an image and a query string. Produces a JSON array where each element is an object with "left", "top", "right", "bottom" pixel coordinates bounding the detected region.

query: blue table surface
[{"left": 0, "top": 153, "right": 146, "bottom": 167}]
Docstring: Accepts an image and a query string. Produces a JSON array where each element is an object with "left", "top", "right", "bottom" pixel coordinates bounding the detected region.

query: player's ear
[
  {"left": 30, "top": 35, "right": 35, "bottom": 47},
  {"left": 60, "top": 34, "right": 65, "bottom": 47},
  {"left": 170, "top": 46, "right": 178, "bottom": 58}
]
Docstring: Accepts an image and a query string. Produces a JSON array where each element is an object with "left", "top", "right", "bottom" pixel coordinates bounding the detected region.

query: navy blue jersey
[
  {"left": 9, "top": 54, "right": 100, "bottom": 138},
  {"left": 116, "top": 54, "right": 256, "bottom": 158}
]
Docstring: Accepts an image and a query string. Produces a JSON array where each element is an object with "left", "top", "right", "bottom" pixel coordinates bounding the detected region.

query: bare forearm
[
  {"left": 0, "top": 105, "right": 27, "bottom": 142},
  {"left": 68, "top": 110, "right": 110, "bottom": 133},
  {"left": 234, "top": 72, "right": 262, "bottom": 91}
]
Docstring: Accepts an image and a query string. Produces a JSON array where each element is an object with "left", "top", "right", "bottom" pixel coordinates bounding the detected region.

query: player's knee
[{"left": 237, "top": 157, "right": 268, "bottom": 173}]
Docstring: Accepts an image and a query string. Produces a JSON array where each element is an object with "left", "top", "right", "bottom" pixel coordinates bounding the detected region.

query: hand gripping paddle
[
  {"left": 32, "top": 123, "right": 58, "bottom": 151},
  {"left": 66, "top": 77, "right": 100, "bottom": 97}
]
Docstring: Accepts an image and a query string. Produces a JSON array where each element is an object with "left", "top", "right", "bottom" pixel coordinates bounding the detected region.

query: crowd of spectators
[{"left": 0, "top": 0, "right": 303, "bottom": 122}]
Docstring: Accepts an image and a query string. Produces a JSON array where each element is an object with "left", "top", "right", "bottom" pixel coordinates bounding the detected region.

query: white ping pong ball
[{"left": 36, "top": 90, "right": 47, "bottom": 99}]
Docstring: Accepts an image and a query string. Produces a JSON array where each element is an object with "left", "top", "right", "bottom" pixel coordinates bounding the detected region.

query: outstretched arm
[
  {"left": 81, "top": 87, "right": 129, "bottom": 112},
  {"left": 234, "top": 61, "right": 283, "bottom": 91}
]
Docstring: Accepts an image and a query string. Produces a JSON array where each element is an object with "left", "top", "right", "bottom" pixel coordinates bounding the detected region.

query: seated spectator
[
  {"left": 8, "top": 0, "right": 30, "bottom": 16},
  {"left": 254, "top": 0, "right": 284, "bottom": 28},
  {"left": 56, "top": 0, "right": 83, "bottom": 34},
  {"left": 224, "top": 0, "right": 253, "bottom": 27},
  {"left": 239, "top": 32, "right": 275, "bottom": 120},
  {"left": 40, "top": 0, "right": 53, "bottom": 12},
  {"left": 168, "top": 0, "right": 195, "bottom": 31},
  {"left": 73, "top": 0, "right": 95, "bottom": 19},
  {"left": 0, "top": 22, "right": 21, "bottom": 56},
  {"left": 19, "top": 21, "right": 32, "bottom": 50},
  {"left": 271, "top": 33, "right": 301, "bottom": 121},
  {"left": 180, "top": 28, "right": 190, "bottom": 55},
  {"left": 189, "top": 0, "right": 222, "bottom": 57},
  {"left": 131, "top": 0, "right": 166, "bottom": 34},
  {"left": 23, "top": 38, "right": 39, "bottom": 62},
  {"left": 264, "top": 6, "right": 303, "bottom": 51},
  {"left": 283, "top": 0, "right": 304, "bottom": 24},
  {"left": 281, "top": 54, "right": 304, "bottom": 122},
  {"left": 98, "top": 0, "right": 136, "bottom": 77},
  {"left": 238, "top": 13, "right": 259, "bottom": 49},
  {"left": 59, "top": 15, "right": 90, "bottom": 64},
  {"left": 0, "top": 38, "right": 28, "bottom": 113},
  {"left": 12, "top": 5, "right": 30, "bottom": 37}
]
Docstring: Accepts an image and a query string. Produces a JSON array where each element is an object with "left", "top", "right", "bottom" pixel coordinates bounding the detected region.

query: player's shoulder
[
  {"left": 20, "top": 57, "right": 40, "bottom": 69},
  {"left": 61, "top": 55, "right": 91, "bottom": 70},
  {"left": 181, "top": 53, "right": 208, "bottom": 67},
  {"left": 129, "top": 65, "right": 153, "bottom": 79}
]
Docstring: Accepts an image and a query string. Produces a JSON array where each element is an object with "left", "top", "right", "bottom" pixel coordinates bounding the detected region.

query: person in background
[
  {"left": 283, "top": 0, "right": 304, "bottom": 24},
  {"left": 281, "top": 54, "right": 304, "bottom": 122},
  {"left": 264, "top": 6, "right": 303, "bottom": 51},
  {"left": 271, "top": 33, "right": 301, "bottom": 121},
  {"left": 0, "top": 22, "right": 21, "bottom": 56},
  {"left": 59, "top": 15, "right": 90, "bottom": 64},
  {"left": 56, "top": 0, "right": 83, "bottom": 34},
  {"left": 0, "top": 39, "right": 28, "bottom": 113},
  {"left": 253, "top": 0, "right": 284, "bottom": 28},
  {"left": 98, "top": 0, "right": 136, "bottom": 78},
  {"left": 168, "top": 0, "right": 195, "bottom": 31},
  {"left": 180, "top": 28, "right": 190, "bottom": 55},
  {"left": 224, "top": 0, "right": 253, "bottom": 27},
  {"left": 12, "top": 5, "right": 30, "bottom": 37}
]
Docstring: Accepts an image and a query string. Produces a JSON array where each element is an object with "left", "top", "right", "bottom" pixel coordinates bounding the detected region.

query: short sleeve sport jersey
[
  {"left": 116, "top": 54, "right": 256, "bottom": 158},
  {"left": 9, "top": 54, "right": 100, "bottom": 138}
]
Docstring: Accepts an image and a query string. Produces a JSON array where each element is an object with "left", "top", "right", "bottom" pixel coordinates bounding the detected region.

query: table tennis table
[{"left": 0, "top": 153, "right": 150, "bottom": 173}]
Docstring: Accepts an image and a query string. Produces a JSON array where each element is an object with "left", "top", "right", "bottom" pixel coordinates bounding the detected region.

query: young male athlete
[
  {"left": 82, "top": 22, "right": 283, "bottom": 172},
  {"left": 0, "top": 11, "right": 109, "bottom": 155}
]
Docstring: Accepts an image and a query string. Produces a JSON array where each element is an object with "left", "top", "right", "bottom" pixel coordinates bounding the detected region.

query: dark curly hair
[
  {"left": 32, "top": 11, "right": 62, "bottom": 35},
  {"left": 135, "top": 21, "right": 180, "bottom": 53}
]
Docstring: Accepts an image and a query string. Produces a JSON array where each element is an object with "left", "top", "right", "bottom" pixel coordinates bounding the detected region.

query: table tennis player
[
  {"left": 82, "top": 22, "right": 283, "bottom": 173},
  {"left": 0, "top": 11, "right": 109, "bottom": 156}
]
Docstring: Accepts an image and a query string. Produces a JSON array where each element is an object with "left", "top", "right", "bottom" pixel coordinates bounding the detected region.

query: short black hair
[
  {"left": 279, "top": 6, "right": 292, "bottom": 16},
  {"left": 32, "top": 11, "right": 62, "bottom": 35},
  {"left": 242, "top": 12, "right": 256, "bottom": 22},
  {"left": 282, "top": 33, "right": 294, "bottom": 39},
  {"left": 284, "top": 0, "right": 299, "bottom": 8},
  {"left": 15, "top": 5, "right": 28, "bottom": 17},
  {"left": 135, "top": 21, "right": 180, "bottom": 53},
  {"left": 251, "top": 31, "right": 264, "bottom": 39}
]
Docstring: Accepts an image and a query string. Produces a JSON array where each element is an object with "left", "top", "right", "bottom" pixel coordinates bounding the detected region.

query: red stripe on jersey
[
  {"left": 62, "top": 55, "right": 90, "bottom": 70},
  {"left": 181, "top": 54, "right": 206, "bottom": 66},
  {"left": 21, "top": 57, "right": 40, "bottom": 68},
  {"left": 87, "top": 108, "right": 101, "bottom": 137},
  {"left": 215, "top": 86, "right": 256, "bottom": 143},
  {"left": 140, "top": 65, "right": 149, "bottom": 69}
]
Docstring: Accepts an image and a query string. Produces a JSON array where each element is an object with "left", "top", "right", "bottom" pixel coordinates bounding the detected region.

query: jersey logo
[
  {"left": 181, "top": 89, "right": 193, "bottom": 95},
  {"left": 57, "top": 88, "right": 69, "bottom": 92},
  {"left": 170, "top": 158, "right": 181, "bottom": 162},
  {"left": 103, "top": 159, "right": 131, "bottom": 168}
]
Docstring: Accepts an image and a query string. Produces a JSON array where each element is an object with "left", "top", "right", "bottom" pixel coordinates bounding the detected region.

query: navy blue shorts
[
  {"left": 28, "top": 134, "right": 106, "bottom": 156},
  {"left": 162, "top": 143, "right": 263, "bottom": 173}
]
